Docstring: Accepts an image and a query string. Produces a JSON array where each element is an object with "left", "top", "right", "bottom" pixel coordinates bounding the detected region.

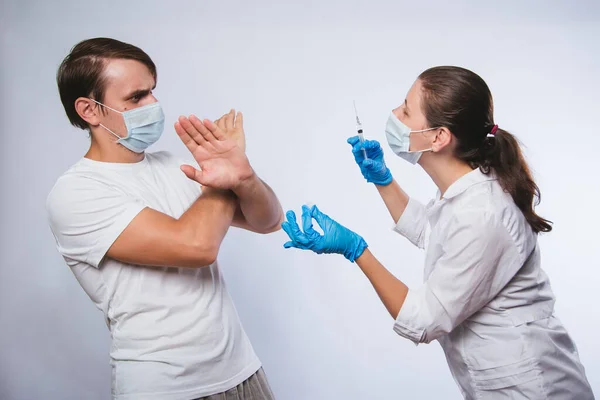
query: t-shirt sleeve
[{"left": 46, "top": 176, "right": 146, "bottom": 268}]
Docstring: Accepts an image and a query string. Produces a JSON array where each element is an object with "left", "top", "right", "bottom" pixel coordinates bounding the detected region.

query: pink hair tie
[{"left": 487, "top": 124, "right": 498, "bottom": 137}]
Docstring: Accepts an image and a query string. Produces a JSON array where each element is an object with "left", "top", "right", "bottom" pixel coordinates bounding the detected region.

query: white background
[{"left": 1, "top": 1, "right": 599, "bottom": 399}]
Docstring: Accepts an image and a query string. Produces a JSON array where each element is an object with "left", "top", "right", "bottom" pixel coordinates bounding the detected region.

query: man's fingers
[
  {"left": 180, "top": 164, "right": 206, "bottom": 185},
  {"left": 188, "top": 115, "right": 220, "bottom": 143},
  {"left": 179, "top": 115, "right": 207, "bottom": 145},
  {"left": 202, "top": 119, "right": 226, "bottom": 141},
  {"left": 174, "top": 120, "right": 198, "bottom": 152},
  {"left": 224, "top": 109, "right": 235, "bottom": 131},
  {"left": 234, "top": 111, "right": 243, "bottom": 129},
  {"left": 215, "top": 116, "right": 226, "bottom": 131}
]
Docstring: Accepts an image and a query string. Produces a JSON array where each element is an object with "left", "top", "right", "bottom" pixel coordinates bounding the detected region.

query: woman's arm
[
  {"left": 356, "top": 249, "right": 409, "bottom": 318},
  {"left": 375, "top": 179, "right": 409, "bottom": 224}
]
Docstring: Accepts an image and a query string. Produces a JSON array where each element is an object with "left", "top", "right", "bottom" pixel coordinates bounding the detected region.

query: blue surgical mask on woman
[
  {"left": 385, "top": 111, "right": 439, "bottom": 164},
  {"left": 91, "top": 99, "right": 165, "bottom": 153}
]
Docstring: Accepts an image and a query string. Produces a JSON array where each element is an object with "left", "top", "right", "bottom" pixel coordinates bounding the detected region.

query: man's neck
[{"left": 85, "top": 131, "right": 145, "bottom": 163}]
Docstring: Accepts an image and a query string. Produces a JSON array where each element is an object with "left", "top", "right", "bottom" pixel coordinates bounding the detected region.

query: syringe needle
[{"left": 353, "top": 100, "right": 367, "bottom": 159}]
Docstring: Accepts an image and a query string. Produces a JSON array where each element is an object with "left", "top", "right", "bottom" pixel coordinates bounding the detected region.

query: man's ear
[
  {"left": 75, "top": 97, "right": 102, "bottom": 127},
  {"left": 431, "top": 127, "right": 453, "bottom": 153}
]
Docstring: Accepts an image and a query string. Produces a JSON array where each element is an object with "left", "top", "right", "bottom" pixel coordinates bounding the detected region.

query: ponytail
[{"left": 480, "top": 128, "right": 552, "bottom": 233}]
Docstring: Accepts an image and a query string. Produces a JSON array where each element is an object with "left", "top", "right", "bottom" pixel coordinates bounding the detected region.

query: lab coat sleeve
[
  {"left": 392, "top": 197, "right": 428, "bottom": 249},
  {"left": 393, "top": 211, "right": 524, "bottom": 344}
]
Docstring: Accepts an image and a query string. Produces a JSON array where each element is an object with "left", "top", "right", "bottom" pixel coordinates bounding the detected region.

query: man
[{"left": 46, "top": 37, "right": 283, "bottom": 400}]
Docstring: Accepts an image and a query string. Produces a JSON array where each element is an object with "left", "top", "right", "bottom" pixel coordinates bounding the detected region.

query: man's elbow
[
  {"left": 175, "top": 221, "right": 220, "bottom": 267},
  {"left": 195, "top": 250, "right": 218, "bottom": 267},
  {"left": 187, "top": 241, "right": 218, "bottom": 267},
  {"left": 257, "top": 211, "right": 284, "bottom": 234},
  {"left": 259, "top": 224, "right": 282, "bottom": 234}
]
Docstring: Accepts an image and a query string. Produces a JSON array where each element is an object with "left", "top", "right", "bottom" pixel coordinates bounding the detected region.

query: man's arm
[
  {"left": 178, "top": 111, "right": 283, "bottom": 234},
  {"left": 107, "top": 187, "right": 237, "bottom": 268},
  {"left": 231, "top": 175, "right": 284, "bottom": 234}
]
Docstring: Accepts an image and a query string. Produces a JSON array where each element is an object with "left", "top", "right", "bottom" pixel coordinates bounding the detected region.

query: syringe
[{"left": 353, "top": 101, "right": 368, "bottom": 159}]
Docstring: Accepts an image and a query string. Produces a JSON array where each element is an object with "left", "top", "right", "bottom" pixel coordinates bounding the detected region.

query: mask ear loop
[
  {"left": 89, "top": 98, "right": 125, "bottom": 141},
  {"left": 89, "top": 98, "right": 123, "bottom": 114},
  {"left": 410, "top": 127, "right": 439, "bottom": 134},
  {"left": 99, "top": 123, "right": 123, "bottom": 142},
  {"left": 409, "top": 127, "right": 441, "bottom": 154},
  {"left": 430, "top": 127, "right": 444, "bottom": 153}
]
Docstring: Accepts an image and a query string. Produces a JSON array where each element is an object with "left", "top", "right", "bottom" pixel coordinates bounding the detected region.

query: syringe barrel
[{"left": 357, "top": 129, "right": 365, "bottom": 142}]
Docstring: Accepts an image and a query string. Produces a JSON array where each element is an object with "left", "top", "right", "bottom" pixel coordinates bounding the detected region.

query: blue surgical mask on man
[
  {"left": 91, "top": 99, "right": 165, "bottom": 153},
  {"left": 385, "top": 111, "right": 439, "bottom": 165}
]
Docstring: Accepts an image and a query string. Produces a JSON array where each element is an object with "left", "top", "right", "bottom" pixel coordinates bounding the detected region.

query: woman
[{"left": 282, "top": 66, "right": 593, "bottom": 399}]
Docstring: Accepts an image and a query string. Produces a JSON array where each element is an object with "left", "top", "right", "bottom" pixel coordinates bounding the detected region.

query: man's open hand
[
  {"left": 175, "top": 114, "right": 254, "bottom": 190},
  {"left": 214, "top": 109, "right": 245, "bottom": 152}
]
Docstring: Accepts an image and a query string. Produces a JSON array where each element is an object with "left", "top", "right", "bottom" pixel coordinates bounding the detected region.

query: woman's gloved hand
[
  {"left": 282, "top": 204, "right": 367, "bottom": 263},
  {"left": 347, "top": 136, "right": 393, "bottom": 186}
]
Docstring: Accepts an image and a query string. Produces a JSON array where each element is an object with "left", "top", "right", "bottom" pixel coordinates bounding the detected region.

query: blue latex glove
[
  {"left": 347, "top": 136, "right": 393, "bottom": 186},
  {"left": 281, "top": 204, "right": 368, "bottom": 263}
]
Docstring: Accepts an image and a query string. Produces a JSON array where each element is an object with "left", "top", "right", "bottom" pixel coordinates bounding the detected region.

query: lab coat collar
[{"left": 438, "top": 168, "right": 497, "bottom": 200}]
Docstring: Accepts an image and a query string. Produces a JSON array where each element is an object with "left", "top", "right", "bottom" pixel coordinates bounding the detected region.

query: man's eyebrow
[{"left": 125, "top": 84, "right": 156, "bottom": 99}]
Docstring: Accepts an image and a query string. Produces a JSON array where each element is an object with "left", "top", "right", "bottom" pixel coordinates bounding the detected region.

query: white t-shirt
[{"left": 46, "top": 151, "right": 261, "bottom": 400}]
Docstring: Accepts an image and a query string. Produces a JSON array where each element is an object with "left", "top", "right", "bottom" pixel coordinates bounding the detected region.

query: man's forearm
[
  {"left": 178, "top": 187, "right": 238, "bottom": 263},
  {"left": 233, "top": 174, "right": 283, "bottom": 232}
]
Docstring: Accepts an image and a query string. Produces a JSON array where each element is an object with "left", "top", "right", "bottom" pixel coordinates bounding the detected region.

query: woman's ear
[{"left": 431, "top": 127, "right": 453, "bottom": 153}]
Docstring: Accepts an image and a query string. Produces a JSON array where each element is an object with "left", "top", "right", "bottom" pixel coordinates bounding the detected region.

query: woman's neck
[{"left": 420, "top": 154, "right": 474, "bottom": 198}]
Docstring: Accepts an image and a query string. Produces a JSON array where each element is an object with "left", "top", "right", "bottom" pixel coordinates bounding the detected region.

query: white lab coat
[{"left": 392, "top": 169, "right": 594, "bottom": 399}]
